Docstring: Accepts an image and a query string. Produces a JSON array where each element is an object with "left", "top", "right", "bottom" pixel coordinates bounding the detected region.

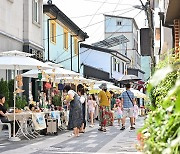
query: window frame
[
  {"left": 63, "top": 28, "right": 68, "bottom": 50},
  {"left": 32, "top": 0, "right": 40, "bottom": 25},
  {"left": 74, "top": 37, "right": 79, "bottom": 55},
  {"left": 50, "top": 20, "right": 56, "bottom": 44}
]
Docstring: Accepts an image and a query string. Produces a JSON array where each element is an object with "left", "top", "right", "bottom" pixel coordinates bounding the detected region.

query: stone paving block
[
  {"left": 84, "top": 139, "right": 96, "bottom": 144},
  {"left": 88, "top": 134, "right": 97, "bottom": 138},
  {"left": 86, "top": 143, "right": 98, "bottom": 148}
]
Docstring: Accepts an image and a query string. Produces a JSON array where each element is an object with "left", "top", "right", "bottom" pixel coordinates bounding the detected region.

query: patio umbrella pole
[{"left": 9, "top": 65, "right": 21, "bottom": 141}]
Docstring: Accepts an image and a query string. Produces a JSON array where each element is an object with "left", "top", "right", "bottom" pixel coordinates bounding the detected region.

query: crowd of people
[
  {"left": 0, "top": 82, "right": 139, "bottom": 138},
  {"left": 63, "top": 82, "right": 139, "bottom": 137}
]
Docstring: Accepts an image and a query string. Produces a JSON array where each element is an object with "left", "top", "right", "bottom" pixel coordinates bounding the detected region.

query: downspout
[
  {"left": 70, "top": 35, "right": 73, "bottom": 71},
  {"left": 110, "top": 56, "right": 113, "bottom": 78},
  {"left": 47, "top": 12, "right": 59, "bottom": 61},
  {"left": 158, "top": 12, "right": 164, "bottom": 55},
  {"left": 78, "top": 41, "right": 80, "bottom": 73}
]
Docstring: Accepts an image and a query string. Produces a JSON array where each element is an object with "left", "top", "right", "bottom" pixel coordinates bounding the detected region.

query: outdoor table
[{"left": 6, "top": 112, "right": 32, "bottom": 140}]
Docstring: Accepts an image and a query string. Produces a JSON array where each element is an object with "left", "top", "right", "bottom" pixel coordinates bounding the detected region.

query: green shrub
[
  {"left": 0, "top": 78, "right": 9, "bottom": 108},
  {"left": 138, "top": 53, "right": 180, "bottom": 154},
  {"left": 8, "top": 79, "right": 14, "bottom": 107}
]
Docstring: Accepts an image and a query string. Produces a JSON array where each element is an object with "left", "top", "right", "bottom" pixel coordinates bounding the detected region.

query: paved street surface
[{"left": 0, "top": 117, "right": 144, "bottom": 154}]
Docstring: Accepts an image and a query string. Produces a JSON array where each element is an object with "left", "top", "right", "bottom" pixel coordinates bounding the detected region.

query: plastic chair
[{"left": 0, "top": 119, "right": 11, "bottom": 138}]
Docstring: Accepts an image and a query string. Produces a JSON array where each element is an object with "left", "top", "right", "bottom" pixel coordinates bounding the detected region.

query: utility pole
[{"left": 138, "top": 0, "right": 155, "bottom": 66}]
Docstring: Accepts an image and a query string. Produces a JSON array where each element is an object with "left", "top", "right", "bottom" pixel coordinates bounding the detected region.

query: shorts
[
  {"left": 117, "top": 114, "right": 122, "bottom": 119},
  {"left": 89, "top": 108, "right": 95, "bottom": 113},
  {"left": 123, "top": 108, "right": 134, "bottom": 118}
]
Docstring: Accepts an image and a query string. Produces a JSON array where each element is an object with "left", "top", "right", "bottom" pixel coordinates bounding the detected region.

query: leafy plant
[
  {"left": 0, "top": 78, "right": 9, "bottom": 108},
  {"left": 16, "top": 95, "right": 27, "bottom": 109},
  {"left": 52, "top": 94, "right": 62, "bottom": 107},
  {"left": 137, "top": 52, "right": 180, "bottom": 154},
  {"left": 8, "top": 79, "right": 14, "bottom": 107}
]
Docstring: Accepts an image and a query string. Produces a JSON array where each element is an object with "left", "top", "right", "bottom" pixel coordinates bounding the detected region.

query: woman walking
[
  {"left": 77, "top": 84, "right": 86, "bottom": 133},
  {"left": 98, "top": 83, "right": 111, "bottom": 132}
]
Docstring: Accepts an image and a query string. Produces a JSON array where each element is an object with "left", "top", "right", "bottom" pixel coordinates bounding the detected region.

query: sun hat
[{"left": 99, "top": 83, "right": 107, "bottom": 89}]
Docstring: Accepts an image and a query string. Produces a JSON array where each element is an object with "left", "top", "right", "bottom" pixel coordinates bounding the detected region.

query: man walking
[{"left": 120, "top": 83, "right": 135, "bottom": 130}]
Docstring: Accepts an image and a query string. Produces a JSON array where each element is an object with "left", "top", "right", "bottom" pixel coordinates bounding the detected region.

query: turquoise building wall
[
  {"left": 141, "top": 56, "right": 151, "bottom": 81},
  {"left": 43, "top": 14, "right": 79, "bottom": 72}
]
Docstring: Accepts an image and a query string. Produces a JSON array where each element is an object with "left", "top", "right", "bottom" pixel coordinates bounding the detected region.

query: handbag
[{"left": 125, "top": 91, "right": 134, "bottom": 106}]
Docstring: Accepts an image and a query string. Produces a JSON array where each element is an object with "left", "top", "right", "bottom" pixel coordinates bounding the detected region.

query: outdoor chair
[{"left": 0, "top": 119, "right": 11, "bottom": 138}]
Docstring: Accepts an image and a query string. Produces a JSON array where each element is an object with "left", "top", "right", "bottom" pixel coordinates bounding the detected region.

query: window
[
  {"left": 155, "top": 28, "right": 160, "bottom": 40},
  {"left": 74, "top": 37, "right": 79, "bottom": 55},
  {"left": 116, "top": 21, "right": 122, "bottom": 26},
  {"left": 118, "top": 62, "right": 120, "bottom": 72},
  {"left": 63, "top": 28, "right": 68, "bottom": 50},
  {"left": 122, "top": 62, "right": 124, "bottom": 74},
  {"left": 113, "top": 58, "right": 116, "bottom": 71},
  {"left": 32, "top": 0, "right": 40, "bottom": 24},
  {"left": 50, "top": 20, "right": 56, "bottom": 44}
]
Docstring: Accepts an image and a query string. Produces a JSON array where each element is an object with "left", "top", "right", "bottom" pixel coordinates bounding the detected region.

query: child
[
  {"left": 117, "top": 101, "right": 123, "bottom": 126},
  {"left": 87, "top": 94, "right": 96, "bottom": 127},
  {"left": 133, "top": 101, "right": 139, "bottom": 125}
]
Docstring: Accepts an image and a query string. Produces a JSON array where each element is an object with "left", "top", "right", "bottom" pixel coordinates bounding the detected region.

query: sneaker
[
  {"left": 130, "top": 126, "right": 135, "bottom": 130},
  {"left": 89, "top": 125, "right": 94, "bottom": 128},
  {"left": 68, "top": 133, "right": 74, "bottom": 137},
  {"left": 120, "top": 126, "right": 125, "bottom": 130}
]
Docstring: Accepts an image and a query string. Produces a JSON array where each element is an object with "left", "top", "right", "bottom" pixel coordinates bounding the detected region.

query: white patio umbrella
[
  {"left": 119, "top": 74, "right": 141, "bottom": 82},
  {"left": 22, "top": 67, "right": 80, "bottom": 78},
  {"left": 0, "top": 51, "right": 51, "bottom": 141},
  {"left": 45, "top": 67, "right": 80, "bottom": 78}
]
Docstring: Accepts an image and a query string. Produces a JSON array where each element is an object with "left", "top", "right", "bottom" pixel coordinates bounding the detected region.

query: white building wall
[
  {"left": 23, "top": 0, "right": 43, "bottom": 47},
  {"left": 104, "top": 15, "right": 141, "bottom": 70},
  {"left": 0, "top": 0, "right": 24, "bottom": 41},
  {"left": 80, "top": 47, "right": 125, "bottom": 80}
]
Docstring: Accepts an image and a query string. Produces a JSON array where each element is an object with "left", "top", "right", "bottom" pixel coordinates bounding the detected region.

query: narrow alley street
[{"left": 0, "top": 117, "right": 144, "bottom": 154}]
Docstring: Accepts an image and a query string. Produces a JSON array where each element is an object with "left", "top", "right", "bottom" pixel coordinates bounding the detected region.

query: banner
[
  {"left": 51, "top": 111, "right": 61, "bottom": 127},
  {"left": 32, "top": 113, "right": 46, "bottom": 130}
]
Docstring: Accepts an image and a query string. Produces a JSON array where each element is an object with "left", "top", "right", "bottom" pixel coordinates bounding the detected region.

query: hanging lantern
[
  {"left": 44, "top": 82, "right": 52, "bottom": 89},
  {"left": 38, "top": 73, "right": 42, "bottom": 80}
]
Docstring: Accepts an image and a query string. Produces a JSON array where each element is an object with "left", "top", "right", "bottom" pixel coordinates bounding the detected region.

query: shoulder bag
[{"left": 125, "top": 91, "right": 134, "bottom": 106}]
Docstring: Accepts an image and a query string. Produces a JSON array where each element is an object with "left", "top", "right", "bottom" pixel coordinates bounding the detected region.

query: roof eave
[{"left": 43, "top": 4, "right": 89, "bottom": 41}]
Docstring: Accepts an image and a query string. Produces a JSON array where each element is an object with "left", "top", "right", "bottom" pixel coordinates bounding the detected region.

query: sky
[{"left": 44, "top": 0, "right": 148, "bottom": 44}]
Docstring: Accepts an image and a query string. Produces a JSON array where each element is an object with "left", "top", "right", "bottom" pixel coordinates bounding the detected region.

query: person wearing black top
[{"left": 0, "top": 94, "right": 18, "bottom": 135}]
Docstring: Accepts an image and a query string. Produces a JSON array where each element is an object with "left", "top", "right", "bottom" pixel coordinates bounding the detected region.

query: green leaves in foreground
[{"left": 138, "top": 55, "right": 180, "bottom": 154}]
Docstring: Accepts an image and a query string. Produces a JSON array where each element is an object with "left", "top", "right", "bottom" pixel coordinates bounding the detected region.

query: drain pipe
[{"left": 47, "top": 11, "right": 59, "bottom": 61}]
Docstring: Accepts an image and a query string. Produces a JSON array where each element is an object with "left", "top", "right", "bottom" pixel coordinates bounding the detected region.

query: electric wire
[{"left": 53, "top": 8, "right": 137, "bottom": 62}]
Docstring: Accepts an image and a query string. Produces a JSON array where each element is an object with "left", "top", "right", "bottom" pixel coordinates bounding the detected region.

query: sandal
[
  {"left": 103, "top": 129, "right": 106, "bottom": 132},
  {"left": 120, "top": 126, "right": 125, "bottom": 130},
  {"left": 130, "top": 126, "right": 135, "bottom": 130}
]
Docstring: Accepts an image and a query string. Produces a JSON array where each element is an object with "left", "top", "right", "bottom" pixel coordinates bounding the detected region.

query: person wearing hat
[{"left": 98, "top": 83, "right": 111, "bottom": 132}]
